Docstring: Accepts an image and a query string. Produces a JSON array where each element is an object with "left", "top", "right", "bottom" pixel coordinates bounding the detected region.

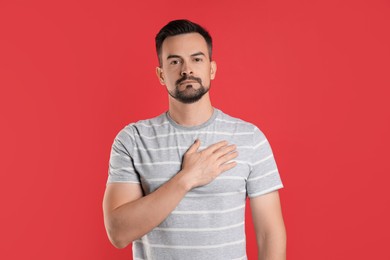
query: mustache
[{"left": 176, "top": 75, "right": 202, "bottom": 86}]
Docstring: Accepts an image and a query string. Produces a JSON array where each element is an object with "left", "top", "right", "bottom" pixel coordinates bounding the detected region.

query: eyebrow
[
  {"left": 191, "top": 51, "right": 206, "bottom": 57},
  {"left": 166, "top": 52, "right": 206, "bottom": 60},
  {"left": 166, "top": 54, "right": 181, "bottom": 60}
]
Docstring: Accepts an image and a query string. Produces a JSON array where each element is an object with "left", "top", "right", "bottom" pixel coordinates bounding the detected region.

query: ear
[
  {"left": 210, "top": 61, "right": 217, "bottom": 80},
  {"left": 156, "top": 67, "right": 165, "bottom": 85}
]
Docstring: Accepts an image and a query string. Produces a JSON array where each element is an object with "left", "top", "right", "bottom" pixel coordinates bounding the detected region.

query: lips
[
  {"left": 179, "top": 80, "right": 198, "bottom": 85},
  {"left": 176, "top": 76, "right": 202, "bottom": 86}
]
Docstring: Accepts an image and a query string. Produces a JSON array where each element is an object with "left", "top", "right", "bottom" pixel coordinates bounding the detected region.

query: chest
[{"left": 132, "top": 132, "right": 252, "bottom": 196}]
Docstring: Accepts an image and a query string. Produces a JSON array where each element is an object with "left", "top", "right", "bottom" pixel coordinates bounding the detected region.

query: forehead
[{"left": 161, "top": 33, "right": 209, "bottom": 58}]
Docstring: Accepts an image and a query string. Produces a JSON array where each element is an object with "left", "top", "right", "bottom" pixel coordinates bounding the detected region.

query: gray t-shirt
[{"left": 107, "top": 108, "right": 283, "bottom": 260}]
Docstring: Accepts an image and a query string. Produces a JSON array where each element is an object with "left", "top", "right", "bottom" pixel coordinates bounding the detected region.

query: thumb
[{"left": 187, "top": 139, "right": 201, "bottom": 154}]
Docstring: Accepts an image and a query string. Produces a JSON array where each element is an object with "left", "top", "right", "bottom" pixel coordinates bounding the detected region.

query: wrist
[{"left": 175, "top": 170, "right": 193, "bottom": 192}]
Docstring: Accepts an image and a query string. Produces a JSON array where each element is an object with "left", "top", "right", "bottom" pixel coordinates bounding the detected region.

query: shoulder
[
  {"left": 216, "top": 109, "right": 263, "bottom": 135},
  {"left": 115, "top": 112, "right": 168, "bottom": 141},
  {"left": 133, "top": 112, "right": 168, "bottom": 129}
]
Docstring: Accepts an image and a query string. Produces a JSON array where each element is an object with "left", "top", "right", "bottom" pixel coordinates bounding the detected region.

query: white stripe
[
  {"left": 134, "top": 146, "right": 189, "bottom": 151},
  {"left": 247, "top": 169, "right": 278, "bottom": 182},
  {"left": 172, "top": 204, "right": 245, "bottom": 214},
  {"left": 122, "top": 128, "right": 135, "bottom": 141},
  {"left": 232, "top": 255, "right": 247, "bottom": 260},
  {"left": 185, "top": 190, "right": 246, "bottom": 197},
  {"left": 135, "top": 121, "right": 169, "bottom": 127},
  {"left": 216, "top": 176, "right": 245, "bottom": 180},
  {"left": 147, "top": 176, "right": 245, "bottom": 183},
  {"left": 215, "top": 118, "right": 249, "bottom": 125},
  {"left": 251, "top": 154, "right": 274, "bottom": 166},
  {"left": 136, "top": 238, "right": 245, "bottom": 249},
  {"left": 135, "top": 131, "right": 253, "bottom": 140},
  {"left": 109, "top": 169, "right": 137, "bottom": 177},
  {"left": 110, "top": 153, "right": 130, "bottom": 159},
  {"left": 134, "top": 145, "right": 255, "bottom": 152},
  {"left": 249, "top": 184, "right": 284, "bottom": 197},
  {"left": 147, "top": 178, "right": 169, "bottom": 182},
  {"left": 109, "top": 166, "right": 136, "bottom": 172},
  {"left": 133, "top": 161, "right": 181, "bottom": 166},
  {"left": 121, "top": 167, "right": 136, "bottom": 171},
  {"left": 107, "top": 180, "right": 140, "bottom": 184},
  {"left": 238, "top": 145, "right": 255, "bottom": 149},
  {"left": 235, "top": 160, "right": 250, "bottom": 165},
  {"left": 154, "top": 221, "right": 244, "bottom": 232},
  {"left": 253, "top": 139, "right": 267, "bottom": 149}
]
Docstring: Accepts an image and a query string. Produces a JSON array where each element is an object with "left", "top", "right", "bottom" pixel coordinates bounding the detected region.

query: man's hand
[
  {"left": 179, "top": 139, "right": 238, "bottom": 190},
  {"left": 103, "top": 139, "right": 238, "bottom": 248}
]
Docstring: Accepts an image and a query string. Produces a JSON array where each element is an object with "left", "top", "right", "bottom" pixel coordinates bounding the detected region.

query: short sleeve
[
  {"left": 246, "top": 126, "right": 283, "bottom": 198},
  {"left": 107, "top": 125, "right": 141, "bottom": 184}
]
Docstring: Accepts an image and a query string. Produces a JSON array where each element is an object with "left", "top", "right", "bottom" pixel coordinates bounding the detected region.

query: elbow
[
  {"left": 103, "top": 213, "right": 139, "bottom": 249},
  {"left": 106, "top": 229, "right": 132, "bottom": 249},
  {"left": 257, "top": 228, "right": 287, "bottom": 258},
  {"left": 105, "top": 219, "right": 134, "bottom": 249},
  {"left": 110, "top": 237, "right": 129, "bottom": 249}
]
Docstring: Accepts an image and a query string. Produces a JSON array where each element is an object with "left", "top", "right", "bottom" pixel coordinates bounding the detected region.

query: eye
[
  {"left": 194, "top": 57, "right": 203, "bottom": 62},
  {"left": 170, "top": 59, "right": 181, "bottom": 65}
]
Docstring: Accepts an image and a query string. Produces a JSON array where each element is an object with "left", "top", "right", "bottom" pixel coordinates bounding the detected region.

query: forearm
[
  {"left": 257, "top": 228, "right": 287, "bottom": 260},
  {"left": 104, "top": 140, "right": 238, "bottom": 249},
  {"left": 105, "top": 172, "right": 190, "bottom": 248}
]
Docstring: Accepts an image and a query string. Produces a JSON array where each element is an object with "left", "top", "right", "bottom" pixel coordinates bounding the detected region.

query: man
[{"left": 103, "top": 19, "right": 286, "bottom": 260}]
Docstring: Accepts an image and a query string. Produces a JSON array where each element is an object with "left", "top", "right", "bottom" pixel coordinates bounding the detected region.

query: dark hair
[{"left": 155, "top": 19, "right": 213, "bottom": 66}]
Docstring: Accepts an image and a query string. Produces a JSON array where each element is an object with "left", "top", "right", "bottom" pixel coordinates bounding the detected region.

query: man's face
[{"left": 156, "top": 33, "right": 216, "bottom": 104}]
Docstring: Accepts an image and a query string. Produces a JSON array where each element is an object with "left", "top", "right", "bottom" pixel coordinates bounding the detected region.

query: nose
[{"left": 180, "top": 61, "right": 193, "bottom": 76}]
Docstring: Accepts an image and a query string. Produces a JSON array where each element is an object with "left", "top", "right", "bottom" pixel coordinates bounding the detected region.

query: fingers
[
  {"left": 202, "top": 140, "right": 229, "bottom": 154},
  {"left": 219, "top": 161, "right": 237, "bottom": 173},
  {"left": 217, "top": 148, "right": 238, "bottom": 165},
  {"left": 186, "top": 139, "right": 201, "bottom": 154},
  {"left": 182, "top": 140, "right": 238, "bottom": 188},
  {"left": 206, "top": 141, "right": 238, "bottom": 170},
  {"left": 213, "top": 144, "right": 237, "bottom": 158},
  {"left": 186, "top": 139, "right": 238, "bottom": 165}
]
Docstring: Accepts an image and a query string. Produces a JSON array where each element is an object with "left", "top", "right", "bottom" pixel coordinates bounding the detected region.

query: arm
[
  {"left": 103, "top": 139, "right": 238, "bottom": 249},
  {"left": 250, "top": 191, "right": 286, "bottom": 260}
]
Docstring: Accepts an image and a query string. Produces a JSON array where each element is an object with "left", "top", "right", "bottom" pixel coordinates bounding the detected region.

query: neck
[{"left": 168, "top": 93, "right": 214, "bottom": 127}]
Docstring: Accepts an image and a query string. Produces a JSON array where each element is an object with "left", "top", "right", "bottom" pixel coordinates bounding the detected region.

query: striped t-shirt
[{"left": 107, "top": 108, "right": 283, "bottom": 260}]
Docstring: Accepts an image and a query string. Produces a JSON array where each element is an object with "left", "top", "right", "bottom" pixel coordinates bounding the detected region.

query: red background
[{"left": 1, "top": 0, "right": 389, "bottom": 259}]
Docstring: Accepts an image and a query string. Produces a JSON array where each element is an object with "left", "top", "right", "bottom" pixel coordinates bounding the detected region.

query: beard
[{"left": 168, "top": 75, "right": 210, "bottom": 104}]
